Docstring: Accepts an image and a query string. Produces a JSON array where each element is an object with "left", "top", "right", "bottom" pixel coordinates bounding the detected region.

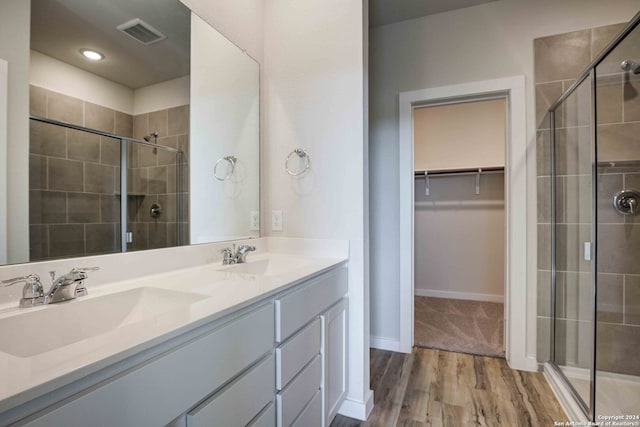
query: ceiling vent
[{"left": 117, "top": 18, "right": 166, "bottom": 45}]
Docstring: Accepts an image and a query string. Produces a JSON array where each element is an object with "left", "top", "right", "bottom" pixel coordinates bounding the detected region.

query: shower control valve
[{"left": 613, "top": 189, "right": 640, "bottom": 216}]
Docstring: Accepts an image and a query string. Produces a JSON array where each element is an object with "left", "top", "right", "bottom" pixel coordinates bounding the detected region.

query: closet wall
[{"left": 414, "top": 99, "right": 506, "bottom": 302}]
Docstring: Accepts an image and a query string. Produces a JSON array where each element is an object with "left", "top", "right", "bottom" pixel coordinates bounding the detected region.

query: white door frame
[{"left": 398, "top": 76, "right": 531, "bottom": 371}]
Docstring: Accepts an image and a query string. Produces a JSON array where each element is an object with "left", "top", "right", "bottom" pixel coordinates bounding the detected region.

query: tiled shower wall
[
  {"left": 29, "top": 85, "right": 190, "bottom": 260},
  {"left": 129, "top": 106, "right": 190, "bottom": 251},
  {"left": 535, "top": 23, "right": 640, "bottom": 376}
]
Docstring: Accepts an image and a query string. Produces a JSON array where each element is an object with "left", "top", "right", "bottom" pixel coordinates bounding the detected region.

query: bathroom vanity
[{"left": 0, "top": 250, "right": 348, "bottom": 427}]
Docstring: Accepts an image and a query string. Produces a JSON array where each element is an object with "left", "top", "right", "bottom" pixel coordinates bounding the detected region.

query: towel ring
[
  {"left": 214, "top": 155, "right": 237, "bottom": 181},
  {"left": 285, "top": 148, "right": 310, "bottom": 176}
]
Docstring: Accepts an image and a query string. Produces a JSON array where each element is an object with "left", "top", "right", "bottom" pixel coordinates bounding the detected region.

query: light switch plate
[
  {"left": 271, "top": 210, "right": 283, "bottom": 232},
  {"left": 250, "top": 211, "right": 260, "bottom": 231}
]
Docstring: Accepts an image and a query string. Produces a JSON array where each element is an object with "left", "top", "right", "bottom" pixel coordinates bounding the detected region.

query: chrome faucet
[
  {"left": 234, "top": 244, "right": 256, "bottom": 263},
  {"left": 219, "top": 244, "right": 256, "bottom": 265},
  {"left": 1, "top": 267, "right": 100, "bottom": 308}
]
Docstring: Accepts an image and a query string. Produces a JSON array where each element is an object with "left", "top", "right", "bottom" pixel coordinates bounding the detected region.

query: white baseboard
[
  {"left": 543, "top": 363, "right": 588, "bottom": 421},
  {"left": 414, "top": 288, "right": 504, "bottom": 303},
  {"left": 370, "top": 335, "right": 401, "bottom": 352},
  {"left": 338, "top": 389, "right": 374, "bottom": 420}
]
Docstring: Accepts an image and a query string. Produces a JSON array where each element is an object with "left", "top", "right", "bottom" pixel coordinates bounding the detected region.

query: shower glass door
[
  {"left": 552, "top": 73, "right": 595, "bottom": 414},
  {"left": 594, "top": 21, "right": 640, "bottom": 418}
]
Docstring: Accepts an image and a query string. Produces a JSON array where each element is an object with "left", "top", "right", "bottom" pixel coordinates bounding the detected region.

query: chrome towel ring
[
  {"left": 285, "top": 148, "right": 310, "bottom": 176},
  {"left": 214, "top": 155, "right": 237, "bottom": 181}
]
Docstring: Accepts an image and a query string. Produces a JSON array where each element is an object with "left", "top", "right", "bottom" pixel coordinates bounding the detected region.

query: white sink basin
[
  {"left": 222, "top": 256, "right": 315, "bottom": 277},
  {"left": 0, "top": 287, "right": 205, "bottom": 357}
]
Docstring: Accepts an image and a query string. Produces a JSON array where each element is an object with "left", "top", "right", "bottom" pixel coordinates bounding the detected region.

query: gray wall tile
[
  {"left": 148, "top": 166, "right": 168, "bottom": 194},
  {"left": 555, "top": 175, "right": 592, "bottom": 224},
  {"left": 596, "top": 74, "right": 623, "bottom": 124},
  {"left": 534, "top": 29, "right": 591, "bottom": 82},
  {"left": 555, "top": 224, "right": 591, "bottom": 272},
  {"left": 537, "top": 270, "right": 551, "bottom": 317},
  {"left": 68, "top": 129, "right": 100, "bottom": 163},
  {"left": 49, "top": 224, "right": 84, "bottom": 257},
  {"left": 30, "top": 85, "right": 46, "bottom": 117},
  {"left": 30, "top": 121, "right": 66, "bottom": 158},
  {"left": 598, "top": 173, "right": 624, "bottom": 224},
  {"left": 47, "top": 91, "right": 83, "bottom": 126},
  {"left": 101, "top": 195, "right": 121, "bottom": 223},
  {"left": 85, "top": 102, "right": 115, "bottom": 134},
  {"left": 148, "top": 221, "right": 167, "bottom": 249},
  {"left": 168, "top": 105, "right": 189, "bottom": 135},
  {"left": 85, "top": 163, "right": 115, "bottom": 193},
  {"left": 536, "top": 82, "right": 562, "bottom": 129},
  {"left": 100, "top": 136, "right": 121, "bottom": 166},
  {"left": 68, "top": 192, "right": 100, "bottom": 223},
  {"left": 537, "top": 130, "right": 552, "bottom": 177},
  {"left": 625, "top": 275, "right": 640, "bottom": 325},
  {"left": 115, "top": 111, "right": 133, "bottom": 138},
  {"left": 138, "top": 146, "right": 157, "bottom": 167},
  {"left": 597, "top": 123, "right": 640, "bottom": 163},
  {"left": 32, "top": 190, "right": 67, "bottom": 225},
  {"left": 598, "top": 223, "right": 640, "bottom": 274},
  {"left": 86, "top": 224, "right": 117, "bottom": 254},
  {"left": 597, "top": 273, "right": 623, "bottom": 323},
  {"left": 29, "top": 225, "right": 49, "bottom": 261},
  {"left": 591, "top": 24, "right": 626, "bottom": 61},
  {"left": 597, "top": 323, "right": 640, "bottom": 375},
  {"left": 538, "top": 224, "right": 551, "bottom": 270},
  {"left": 49, "top": 158, "right": 84, "bottom": 192},
  {"left": 29, "top": 155, "right": 47, "bottom": 190},
  {"left": 555, "top": 126, "right": 592, "bottom": 176}
]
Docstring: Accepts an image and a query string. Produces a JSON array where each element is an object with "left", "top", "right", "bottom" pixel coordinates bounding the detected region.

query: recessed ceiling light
[{"left": 80, "top": 49, "right": 104, "bottom": 61}]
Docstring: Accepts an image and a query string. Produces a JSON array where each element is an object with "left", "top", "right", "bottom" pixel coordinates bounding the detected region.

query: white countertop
[{"left": 0, "top": 252, "right": 347, "bottom": 413}]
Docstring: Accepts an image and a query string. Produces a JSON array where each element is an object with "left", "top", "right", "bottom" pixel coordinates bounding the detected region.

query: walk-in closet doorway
[
  {"left": 413, "top": 99, "right": 506, "bottom": 358},
  {"left": 398, "top": 77, "right": 533, "bottom": 371}
]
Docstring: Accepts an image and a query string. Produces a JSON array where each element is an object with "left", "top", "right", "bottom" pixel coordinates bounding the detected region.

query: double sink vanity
[{"left": 0, "top": 239, "right": 349, "bottom": 427}]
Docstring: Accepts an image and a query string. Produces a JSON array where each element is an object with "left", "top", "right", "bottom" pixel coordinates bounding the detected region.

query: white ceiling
[
  {"left": 31, "top": 0, "right": 190, "bottom": 89},
  {"left": 369, "top": 0, "right": 499, "bottom": 27}
]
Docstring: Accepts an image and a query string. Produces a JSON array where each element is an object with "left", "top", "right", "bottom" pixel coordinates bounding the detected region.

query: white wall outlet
[
  {"left": 271, "top": 210, "right": 283, "bottom": 232},
  {"left": 249, "top": 211, "right": 260, "bottom": 231}
]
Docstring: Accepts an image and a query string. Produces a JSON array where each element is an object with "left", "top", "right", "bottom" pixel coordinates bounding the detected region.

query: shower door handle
[{"left": 613, "top": 190, "right": 640, "bottom": 215}]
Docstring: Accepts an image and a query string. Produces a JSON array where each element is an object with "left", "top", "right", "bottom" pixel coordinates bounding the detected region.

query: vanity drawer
[
  {"left": 248, "top": 402, "right": 276, "bottom": 427},
  {"left": 291, "top": 389, "right": 322, "bottom": 427},
  {"left": 276, "top": 355, "right": 322, "bottom": 427},
  {"left": 275, "top": 267, "right": 347, "bottom": 342},
  {"left": 276, "top": 318, "right": 321, "bottom": 390},
  {"left": 187, "top": 354, "right": 275, "bottom": 427}
]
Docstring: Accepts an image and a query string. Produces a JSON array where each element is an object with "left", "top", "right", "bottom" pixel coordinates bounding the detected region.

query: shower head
[
  {"left": 143, "top": 131, "right": 158, "bottom": 142},
  {"left": 621, "top": 59, "right": 640, "bottom": 74}
]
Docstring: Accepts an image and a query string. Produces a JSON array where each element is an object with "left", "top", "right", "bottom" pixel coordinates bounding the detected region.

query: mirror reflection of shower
[{"left": 144, "top": 131, "right": 159, "bottom": 154}]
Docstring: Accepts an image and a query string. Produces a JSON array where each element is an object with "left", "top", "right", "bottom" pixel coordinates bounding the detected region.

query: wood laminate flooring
[{"left": 330, "top": 348, "right": 566, "bottom": 427}]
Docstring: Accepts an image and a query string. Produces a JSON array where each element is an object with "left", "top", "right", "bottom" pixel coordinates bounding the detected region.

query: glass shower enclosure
[
  {"left": 29, "top": 116, "right": 184, "bottom": 261},
  {"left": 547, "top": 13, "right": 640, "bottom": 421}
]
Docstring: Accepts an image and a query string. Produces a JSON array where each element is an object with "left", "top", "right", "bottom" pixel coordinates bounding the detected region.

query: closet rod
[{"left": 413, "top": 166, "right": 504, "bottom": 178}]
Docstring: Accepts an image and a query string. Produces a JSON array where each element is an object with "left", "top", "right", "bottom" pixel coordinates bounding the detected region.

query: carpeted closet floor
[{"left": 414, "top": 296, "right": 504, "bottom": 358}]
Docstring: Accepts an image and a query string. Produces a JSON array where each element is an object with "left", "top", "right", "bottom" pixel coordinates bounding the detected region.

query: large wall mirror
[{"left": 0, "top": 0, "right": 259, "bottom": 266}]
